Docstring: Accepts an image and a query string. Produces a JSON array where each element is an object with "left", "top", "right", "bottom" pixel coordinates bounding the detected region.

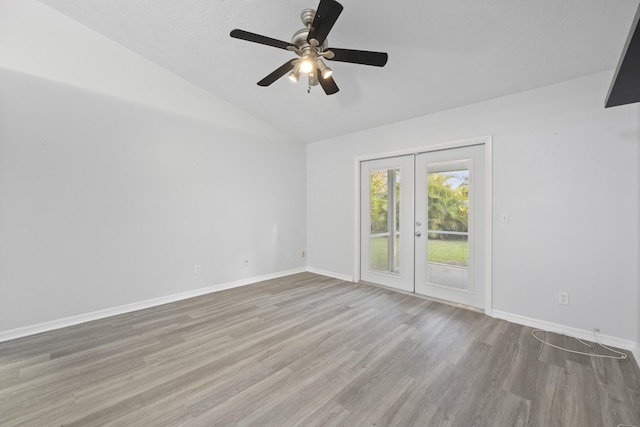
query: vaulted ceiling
[{"left": 38, "top": 0, "right": 639, "bottom": 143}]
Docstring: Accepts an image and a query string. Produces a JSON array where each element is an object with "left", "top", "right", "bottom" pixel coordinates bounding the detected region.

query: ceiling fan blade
[
  {"left": 230, "top": 29, "right": 294, "bottom": 51},
  {"left": 319, "top": 75, "right": 339, "bottom": 95},
  {"left": 257, "top": 61, "right": 296, "bottom": 86},
  {"left": 307, "top": 0, "right": 344, "bottom": 46},
  {"left": 327, "top": 48, "right": 388, "bottom": 67}
]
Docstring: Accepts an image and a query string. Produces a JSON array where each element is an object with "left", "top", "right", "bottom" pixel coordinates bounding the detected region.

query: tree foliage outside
[
  {"left": 428, "top": 172, "right": 468, "bottom": 239},
  {"left": 370, "top": 169, "right": 469, "bottom": 236},
  {"left": 369, "top": 170, "right": 400, "bottom": 234}
]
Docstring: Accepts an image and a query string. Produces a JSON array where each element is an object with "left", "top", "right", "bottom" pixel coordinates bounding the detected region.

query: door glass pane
[
  {"left": 426, "top": 161, "right": 469, "bottom": 289},
  {"left": 369, "top": 168, "right": 401, "bottom": 274}
]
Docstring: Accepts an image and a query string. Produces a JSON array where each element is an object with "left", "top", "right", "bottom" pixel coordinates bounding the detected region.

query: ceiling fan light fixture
[
  {"left": 316, "top": 59, "right": 332, "bottom": 79},
  {"left": 288, "top": 69, "right": 301, "bottom": 82},
  {"left": 288, "top": 60, "right": 302, "bottom": 82},
  {"left": 300, "top": 56, "right": 314, "bottom": 73}
]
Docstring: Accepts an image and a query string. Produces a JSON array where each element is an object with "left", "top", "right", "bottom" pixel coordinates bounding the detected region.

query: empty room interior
[{"left": 2, "top": 0, "right": 640, "bottom": 425}]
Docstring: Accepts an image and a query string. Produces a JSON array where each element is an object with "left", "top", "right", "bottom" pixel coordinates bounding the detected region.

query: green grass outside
[
  {"left": 427, "top": 239, "right": 468, "bottom": 266},
  {"left": 370, "top": 236, "right": 467, "bottom": 271},
  {"left": 369, "top": 236, "right": 395, "bottom": 272}
]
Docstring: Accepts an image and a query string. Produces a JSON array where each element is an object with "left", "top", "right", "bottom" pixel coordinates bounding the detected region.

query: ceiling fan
[{"left": 230, "top": 0, "right": 388, "bottom": 95}]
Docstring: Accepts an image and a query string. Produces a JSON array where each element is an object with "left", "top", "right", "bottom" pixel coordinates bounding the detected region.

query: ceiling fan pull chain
[{"left": 308, "top": 85, "right": 311, "bottom": 94}]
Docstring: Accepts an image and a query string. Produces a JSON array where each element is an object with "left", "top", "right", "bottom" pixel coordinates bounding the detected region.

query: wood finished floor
[{"left": 1, "top": 272, "right": 639, "bottom": 426}]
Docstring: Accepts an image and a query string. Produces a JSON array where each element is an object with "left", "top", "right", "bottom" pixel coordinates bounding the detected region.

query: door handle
[{"left": 415, "top": 231, "right": 421, "bottom": 237}]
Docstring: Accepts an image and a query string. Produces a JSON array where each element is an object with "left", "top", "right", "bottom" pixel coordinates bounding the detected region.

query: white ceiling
[{"left": 38, "top": 0, "right": 639, "bottom": 143}]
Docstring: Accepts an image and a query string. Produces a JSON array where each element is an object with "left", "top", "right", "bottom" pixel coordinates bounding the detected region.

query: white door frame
[{"left": 353, "top": 136, "right": 493, "bottom": 315}]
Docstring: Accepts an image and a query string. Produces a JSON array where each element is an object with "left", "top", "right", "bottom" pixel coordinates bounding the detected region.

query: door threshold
[{"left": 358, "top": 280, "right": 483, "bottom": 314}]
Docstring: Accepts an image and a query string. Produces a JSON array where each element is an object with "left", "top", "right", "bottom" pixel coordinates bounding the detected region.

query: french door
[
  {"left": 359, "top": 156, "right": 415, "bottom": 291},
  {"left": 360, "top": 144, "right": 486, "bottom": 309}
]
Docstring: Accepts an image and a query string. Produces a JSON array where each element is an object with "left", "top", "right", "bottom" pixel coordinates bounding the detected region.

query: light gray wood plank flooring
[{"left": 1, "top": 272, "right": 639, "bottom": 426}]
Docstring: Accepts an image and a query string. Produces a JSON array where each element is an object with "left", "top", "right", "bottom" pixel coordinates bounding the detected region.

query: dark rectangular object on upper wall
[{"left": 605, "top": 4, "right": 640, "bottom": 108}]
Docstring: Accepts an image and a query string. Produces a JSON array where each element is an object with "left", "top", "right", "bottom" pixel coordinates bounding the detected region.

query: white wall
[
  {"left": 0, "top": 0, "right": 280, "bottom": 135},
  {"left": 307, "top": 72, "right": 639, "bottom": 342},
  {"left": 0, "top": 1, "right": 306, "bottom": 333}
]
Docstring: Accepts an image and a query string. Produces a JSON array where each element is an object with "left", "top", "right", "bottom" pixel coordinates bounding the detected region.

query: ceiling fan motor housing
[{"left": 291, "top": 22, "right": 328, "bottom": 51}]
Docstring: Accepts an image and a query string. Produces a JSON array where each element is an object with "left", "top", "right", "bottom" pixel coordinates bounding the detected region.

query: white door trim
[
  {"left": 353, "top": 135, "right": 493, "bottom": 315},
  {"left": 484, "top": 138, "right": 493, "bottom": 314}
]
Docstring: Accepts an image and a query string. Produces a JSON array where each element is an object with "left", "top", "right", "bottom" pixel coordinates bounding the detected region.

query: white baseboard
[
  {"left": 0, "top": 267, "right": 306, "bottom": 343},
  {"left": 305, "top": 267, "right": 353, "bottom": 282},
  {"left": 492, "top": 310, "right": 638, "bottom": 362}
]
